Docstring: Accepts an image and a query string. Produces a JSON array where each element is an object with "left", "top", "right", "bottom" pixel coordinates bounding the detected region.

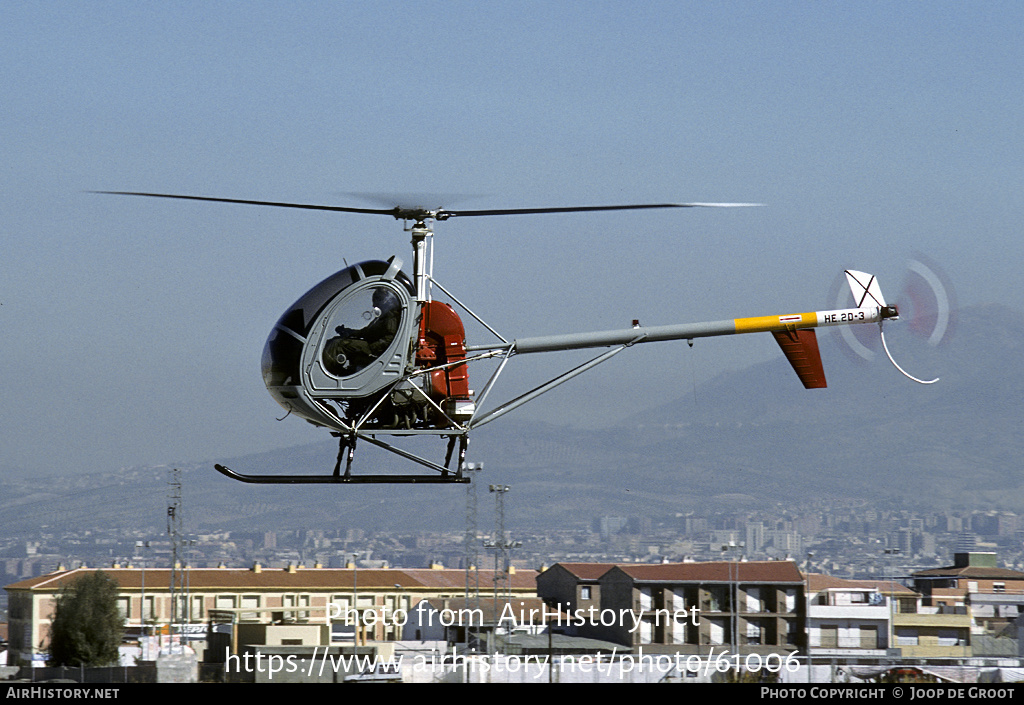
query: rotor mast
[{"left": 409, "top": 218, "right": 433, "bottom": 303}]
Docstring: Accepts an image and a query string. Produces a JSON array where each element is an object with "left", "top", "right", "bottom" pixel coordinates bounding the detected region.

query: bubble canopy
[{"left": 261, "top": 259, "right": 416, "bottom": 427}]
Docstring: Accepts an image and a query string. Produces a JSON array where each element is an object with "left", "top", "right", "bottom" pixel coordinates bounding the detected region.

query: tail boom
[
  {"left": 500, "top": 271, "right": 899, "bottom": 390},
  {"left": 506, "top": 304, "right": 897, "bottom": 355}
]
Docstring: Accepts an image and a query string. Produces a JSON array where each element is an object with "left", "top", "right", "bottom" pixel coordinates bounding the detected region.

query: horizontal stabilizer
[
  {"left": 845, "top": 270, "right": 886, "bottom": 309},
  {"left": 772, "top": 329, "right": 827, "bottom": 389}
]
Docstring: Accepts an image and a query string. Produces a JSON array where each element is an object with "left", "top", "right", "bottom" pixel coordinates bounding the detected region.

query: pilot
[
  {"left": 364, "top": 287, "right": 402, "bottom": 355},
  {"left": 322, "top": 287, "right": 402, "bottom": 376}
]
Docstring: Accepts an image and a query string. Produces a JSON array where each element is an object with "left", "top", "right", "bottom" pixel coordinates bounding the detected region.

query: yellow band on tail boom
[
  {"left": 734, "top": 307, "right": 883, "bottom": 334},
  {"left": 733, "top": 312, "right": 818, "bottom": 333}
]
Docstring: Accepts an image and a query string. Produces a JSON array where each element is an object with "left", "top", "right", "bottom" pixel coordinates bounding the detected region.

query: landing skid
[
  {"left": 214, "top": 464, "right": 469, "bottom": 484},
  {"left": 214, "top": 431, "right": 471, "bottom": 485}
]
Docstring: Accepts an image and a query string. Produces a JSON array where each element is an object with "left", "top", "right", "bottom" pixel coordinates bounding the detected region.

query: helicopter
[{"left": 98, "top": 192, "right": 936, "bottom": 484}]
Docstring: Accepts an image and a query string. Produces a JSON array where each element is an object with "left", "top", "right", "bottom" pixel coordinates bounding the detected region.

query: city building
[
  {"left": 912, "top": 551, "right": 1024, "bottom": 637},
  {"left": 535, "top": 562, "right": 613, "bottom": 628},
  {"left": 5, "top": 563, "right": 537, "bottom": 666},
  {"left": 805, "top": 573, "right": 894, "bottom": 658},
  {"left": 539, "top": 560, "right": 805, "bottom": 655}
]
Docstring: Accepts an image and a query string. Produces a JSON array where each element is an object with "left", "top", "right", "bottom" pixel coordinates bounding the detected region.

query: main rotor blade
[
  {"left": 95, "top": 191, "right": 762, "bottom": 221},
  {"left": 438, "top": 203, "right": 762, "bottom": 219},
  {"left": 93, "top": 191, "right": 400, "bottom": 217}
]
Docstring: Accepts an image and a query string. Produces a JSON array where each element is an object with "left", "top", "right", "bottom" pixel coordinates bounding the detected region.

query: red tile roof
[
  {"left": 912, "top": 565, "right": 1024, "bottom": 580},
  {"left": 805, "top": 573, "right": 917, "bottom": 596},
  {"left": 613, "top": 561, "right": 803, "bottom": 583},
  {"left": 5, "top": 566, "right": 537, "bottom": 592}
]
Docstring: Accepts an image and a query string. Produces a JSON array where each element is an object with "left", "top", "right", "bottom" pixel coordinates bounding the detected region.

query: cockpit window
[{"left": 320, "top": 286, "right": 403, "bottom": 377}]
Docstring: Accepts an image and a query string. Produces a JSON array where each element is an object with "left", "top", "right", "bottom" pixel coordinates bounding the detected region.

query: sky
[{"left": 2, "top": 1, "right": 1022, "bottom": 477}]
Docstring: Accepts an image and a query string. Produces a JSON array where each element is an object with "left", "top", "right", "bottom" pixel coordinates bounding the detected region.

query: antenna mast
[{"left": 167, "top": 468, "right": 183, "bottom": 638}]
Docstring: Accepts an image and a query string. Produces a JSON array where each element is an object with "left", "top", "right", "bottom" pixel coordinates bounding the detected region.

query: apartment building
[
  {"left": 538, "top": 560, "right": 804, "bottom": 655},
  {"left": 805, "top": 573, "right": 895, "bottom": 658},
  {"left": 5, "top": 563, "right": 537, "bottom": 666},
  {"left": 912, "top": 551, "right": 1024, "bottom": 638}
]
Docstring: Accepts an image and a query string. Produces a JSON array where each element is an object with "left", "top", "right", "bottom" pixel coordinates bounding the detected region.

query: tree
[{"left": 48, "top": 570, "right": 124, "bottom": 667}]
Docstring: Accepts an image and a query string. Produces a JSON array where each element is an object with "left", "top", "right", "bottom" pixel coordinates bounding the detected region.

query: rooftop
[
  {"left": 612, "top": 560, "right": 803, "bottom": 583},
  {"left": 6, "top": 566, "right": 538, "bottom": 593}
]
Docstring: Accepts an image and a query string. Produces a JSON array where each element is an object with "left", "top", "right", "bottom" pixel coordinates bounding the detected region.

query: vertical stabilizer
[{"left": 772, "top": 329, "right": 827, "bottom": 389}]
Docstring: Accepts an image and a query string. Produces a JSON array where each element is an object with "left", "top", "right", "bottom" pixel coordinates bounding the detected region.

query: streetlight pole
[
  {"left": 135, "top": 541, "right": 150, "bottom": 647},
  {"left": 463, "top": 463, "right": 483, "bottom": 652},
  {"left": 884, "top": 548, "right": 901, "bottom": 655},
  {"left": 489, "top": 485, "right": 509, "bottom": 640},
  {"left": 721, "top": 540, "right": 744, "bottom": 654},
  {"left": 805, "top": 551, "right": 814, "bottom": 683},
  {"left": 350, "top": 552, "right": 360, "bottom": 646},
  {"left": 182, "top": 539, "right": 195, "bottom": 632}
]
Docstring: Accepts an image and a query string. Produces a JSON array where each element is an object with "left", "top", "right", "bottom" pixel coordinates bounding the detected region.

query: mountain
[
  {"left": 1, "top": 304, "right": 1020, "bottom": 535},
  {"left": 624, "top": 303, "right": 1024, "bottom": 507}
]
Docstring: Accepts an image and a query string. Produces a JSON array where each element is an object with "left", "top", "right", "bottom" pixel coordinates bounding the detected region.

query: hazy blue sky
[{"left": 3, "top": 2, "right": 1021, "bottom": 476}]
